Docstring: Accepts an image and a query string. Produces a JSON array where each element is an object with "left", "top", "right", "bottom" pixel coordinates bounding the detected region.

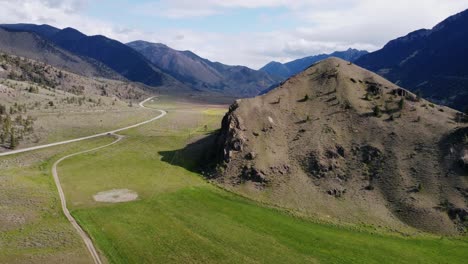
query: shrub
[
  {"left": 373, "top": 106, "right": 382, "bottom": 117},
  {"left": 398, "top": 98, "right": 405, "bottom": 110},
  {"left": 417, "top": 183, "right": 423, "bottom": 192}
]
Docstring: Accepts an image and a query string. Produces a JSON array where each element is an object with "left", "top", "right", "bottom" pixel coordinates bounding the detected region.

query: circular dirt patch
[{"left": 93, "top": 189, "right": 138, "bottom": 203}]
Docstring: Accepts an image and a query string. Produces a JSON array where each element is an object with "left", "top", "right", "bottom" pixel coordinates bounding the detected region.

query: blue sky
[
  {"left": 1, "top": 0, "right": 468, "bottom": 68},
  {"left": 87, "top": 0, "right": 297, "bottom": 34}
]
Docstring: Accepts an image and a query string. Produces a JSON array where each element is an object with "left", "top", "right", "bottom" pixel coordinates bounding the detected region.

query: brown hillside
[{"left": 215, "top": 57, "right": 468, "bottom": 235}]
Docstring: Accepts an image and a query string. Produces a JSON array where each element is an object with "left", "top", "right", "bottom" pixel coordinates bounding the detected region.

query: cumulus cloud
[{"left": 0, "top": 0, "right": 467, "bottom": 68}]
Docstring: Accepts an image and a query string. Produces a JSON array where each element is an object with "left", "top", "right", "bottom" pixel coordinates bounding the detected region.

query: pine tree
[{"left": 10, "top": 128, "right": 17, "bottom": 149}]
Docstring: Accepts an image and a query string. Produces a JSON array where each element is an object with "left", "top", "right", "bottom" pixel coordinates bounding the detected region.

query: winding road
[
  {"left": 0, "top": 97, "right": 166, "bottom": 157},
  {"left": 0, "top": 97, "right": 167, "bottom": 264},
  {"left": 52, "top": 134, "right": 124, "bottom": 264}
]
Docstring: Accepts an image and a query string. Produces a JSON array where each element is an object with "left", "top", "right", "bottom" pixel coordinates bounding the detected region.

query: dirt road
[
  {"left": 52, "top": 134, "right": 124, "bottom": 264},
  {"left": 1, "top": 97, "right": 167, "bottom": 264},
  {"left": 0, "top": 97, "right": 166, "bottom": 157}
]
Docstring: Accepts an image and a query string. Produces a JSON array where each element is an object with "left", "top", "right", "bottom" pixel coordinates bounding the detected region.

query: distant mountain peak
[
  {"left": 128, "top": 41, "right": 280, "bottom": 97},
  {"left": 260, "top": 48, "right": 368, "bottom": 79},
  {"left": 54, "top": 27, "right": 87, "bottom": 40}
]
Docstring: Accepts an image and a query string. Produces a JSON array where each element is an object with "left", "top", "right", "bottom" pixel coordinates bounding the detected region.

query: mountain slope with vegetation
[
  {"left": 0, "top": 24, "right": 186, "bottom": 90},
  {"left": 215, "top": 57, "right": 468, "bottom": 235},
  {"left": 355, "top": 9, "right": 468, "bottom": 111},
  {"left": 0, "top": 51, "right": 153, "bottom": 150},
  {"left": 0, "top": 27, "right": 118, "bottom": 79}
]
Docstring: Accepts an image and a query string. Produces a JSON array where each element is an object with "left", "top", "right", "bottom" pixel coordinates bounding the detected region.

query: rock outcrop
[{"left": 215, "top": 57, "right": 468, "bottom": 235}]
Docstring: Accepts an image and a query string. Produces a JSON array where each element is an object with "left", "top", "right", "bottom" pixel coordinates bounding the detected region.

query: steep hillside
[
  {"left": 0, "top": 24, "right": 186, "bottom": 90},
  {"left": 0, "top": 28, "right": 118, "bottom": 79},
  {"left": 215, "top": 57, "right": 468, "bottom": 235},
  {"left": 261, "top": 48, "right": 368, "bottom": 79},
  {"left": 128, "top": 40, "right": 280, "bottom": 97},
  {"left": 355, "top": 9, "right": 468, "bottom": 111}
]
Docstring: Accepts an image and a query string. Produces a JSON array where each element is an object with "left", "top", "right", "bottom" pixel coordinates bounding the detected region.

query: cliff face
[{"left": 215, "top": 57, "right": 468, "bottom": 235}]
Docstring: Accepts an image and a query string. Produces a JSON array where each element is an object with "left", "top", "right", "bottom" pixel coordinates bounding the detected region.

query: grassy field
[
  {"left": 50, "top": 98, "right": 468, "bottom": 263},
  {"left": 0, "top": 136, "right": 116, "bottom": 264}
]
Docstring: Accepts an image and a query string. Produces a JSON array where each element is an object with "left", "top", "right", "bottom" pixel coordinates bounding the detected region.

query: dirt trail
[
  {"left": 0, "top": 97, "right": 166, "bottom": 157},
  {"left": 1, "top": 97, "right": 166, "bottom": 264},
  {"left": 52, "top": 134, "right": 123, "bottom": 264}
]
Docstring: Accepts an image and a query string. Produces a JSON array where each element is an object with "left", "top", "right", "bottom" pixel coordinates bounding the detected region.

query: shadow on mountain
[{"left": 158, "top": 131, "right": 219, "bottom": 175}]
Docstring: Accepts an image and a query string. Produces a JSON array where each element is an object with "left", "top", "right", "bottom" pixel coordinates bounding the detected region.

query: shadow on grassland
[{"left": 158, "top": 131, "right": 219, "bottom": 175}]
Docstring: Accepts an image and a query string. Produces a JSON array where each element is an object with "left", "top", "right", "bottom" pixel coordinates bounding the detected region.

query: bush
[
  {"left": 398, "top": 98, "right": 405, "bottom": 110},
  {"left": 373, "top": 106, "right": 382, "bottom": 117},
  {"left": 417, "top": 183, "right": 423, "bottom": 192}
]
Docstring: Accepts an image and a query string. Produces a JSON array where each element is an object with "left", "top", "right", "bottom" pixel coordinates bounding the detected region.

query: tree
[
  {"left": 9, "top": 128, "right": 18, "bottom": 149},
  {"left": 0, "top": 104, "right": 5, "bottom": 115}
]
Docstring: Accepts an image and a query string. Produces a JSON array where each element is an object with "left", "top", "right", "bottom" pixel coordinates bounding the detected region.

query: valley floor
[{"left": 1, "top": 97, "right": 467, "bottom": 263}]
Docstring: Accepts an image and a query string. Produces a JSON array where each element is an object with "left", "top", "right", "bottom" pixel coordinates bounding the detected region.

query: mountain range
[
  {"left": 260, "top": 48, "right": 368, "bottom": 79},
  {"left": 0, "top": 24, "right": 280, "bottom": 97},
  {"left": 0, "top": 24, "right": 179, "bottom": 88},
  {"left": 355, "top": 9, "right": 468, "bottom": 111},
  {"left": 0, "top": 27, "right": 119, "bottom": 79},
  {"left": 127, "top": 40, "right": 280, "bottom": 97},
  {"left": 1, "top": 8, "right": 467, "bottom": 107}
]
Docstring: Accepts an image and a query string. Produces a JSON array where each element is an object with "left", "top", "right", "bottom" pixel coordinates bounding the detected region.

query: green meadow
[{"left": 52, "top": 99, "right": 468, "bottom": 263}]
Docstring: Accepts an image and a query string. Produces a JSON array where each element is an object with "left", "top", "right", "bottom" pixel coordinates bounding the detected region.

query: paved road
[
  {"left": 2, "top": 97, "right": 166, "bottom": 264},
  {"left": 0, "top": 97, "right": 166, "bottom": 157}
]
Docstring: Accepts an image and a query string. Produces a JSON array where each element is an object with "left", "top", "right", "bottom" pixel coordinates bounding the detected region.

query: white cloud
[{"left": 0, "top": 0, "right": 467, "bottom": 68}]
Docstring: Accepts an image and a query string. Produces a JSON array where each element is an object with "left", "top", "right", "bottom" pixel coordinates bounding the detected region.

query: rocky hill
[
  {"left": 355, "top": 9, "right": 468, "bottom": 111},
  {"left": 215, "top": 57, "right": 468, "bottom": 235},
  {"left": 128, "top": 40, "right": 280, "bottom": 97}
]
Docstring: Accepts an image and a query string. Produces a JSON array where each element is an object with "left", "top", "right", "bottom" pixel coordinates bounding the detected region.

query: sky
[{"left": 0, "top": 0, "right": 467, "bottom": 69}]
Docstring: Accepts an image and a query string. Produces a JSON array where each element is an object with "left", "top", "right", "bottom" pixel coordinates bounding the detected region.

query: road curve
[
  {"left": 0, "top": 97, "right": 166, "bottom": 157},
  {"left": 52, "top": 134, "right": 124, "bottom": 264},
  {"left": 1, "top": 97, "right": 166, "bottom": 264}
]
